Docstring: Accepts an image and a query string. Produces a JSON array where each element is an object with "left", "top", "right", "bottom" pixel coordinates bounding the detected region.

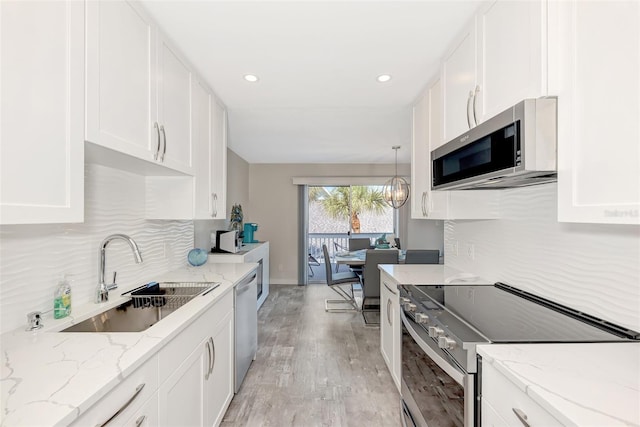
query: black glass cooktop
[{"left": 408, "top": 283, "right": 639, "bottom": 343}]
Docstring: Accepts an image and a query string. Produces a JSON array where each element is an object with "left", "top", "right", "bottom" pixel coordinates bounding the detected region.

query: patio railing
[{"left": 308, "top": 233, "right": 379, "bottom": 263}]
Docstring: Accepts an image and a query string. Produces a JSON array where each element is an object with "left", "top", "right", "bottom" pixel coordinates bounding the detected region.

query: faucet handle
[
  {"left": 26, "top": 311, "right": 43, "bottom": 331},
  {"left": 107, "top": 271, "right": 118, "bottom": 291}
]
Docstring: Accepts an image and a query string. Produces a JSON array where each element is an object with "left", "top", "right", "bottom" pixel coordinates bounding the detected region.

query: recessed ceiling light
[
  {"left": 244, "top": 74, "right": 259, "bottom": 83},
  {"left": 377, "top": 74, "right": 392, "bottom": 83}
]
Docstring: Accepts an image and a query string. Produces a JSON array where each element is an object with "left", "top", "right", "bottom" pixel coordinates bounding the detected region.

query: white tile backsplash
[
  {"left": 445, "top": 183, "right": 640, "bottom": 332},
  {"left": 0, "top": 164, "right": 193, "bottom": 334}
]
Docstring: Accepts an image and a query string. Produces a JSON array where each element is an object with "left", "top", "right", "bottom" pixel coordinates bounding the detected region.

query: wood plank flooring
[{"left": 221, "top": 284, "right": 400, "bottom": 427}]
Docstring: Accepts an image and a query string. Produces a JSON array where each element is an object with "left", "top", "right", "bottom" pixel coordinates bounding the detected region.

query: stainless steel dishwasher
[{"left": 234, "top": 270, "right": 258, "bottom": 393}]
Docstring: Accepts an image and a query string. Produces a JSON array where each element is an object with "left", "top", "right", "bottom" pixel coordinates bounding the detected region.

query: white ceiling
[{"left": 140, "top": 1, "right": 481, "bottom": 164}]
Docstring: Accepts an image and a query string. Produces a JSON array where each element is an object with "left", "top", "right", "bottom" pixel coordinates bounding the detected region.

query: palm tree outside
[{"left": 314, "top": 186, "right": 388, "bottom": 233}]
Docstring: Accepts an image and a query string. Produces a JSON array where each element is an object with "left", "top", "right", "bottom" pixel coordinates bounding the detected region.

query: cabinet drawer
[
  {"left": 482, "top": 360, "right": 563, "bottom": 426},
  {"left": 158, "top": 291, "right": 232, "bottom": 384},
  {"left": 71, "top": 354, "right": 158, "bottom": 427}
]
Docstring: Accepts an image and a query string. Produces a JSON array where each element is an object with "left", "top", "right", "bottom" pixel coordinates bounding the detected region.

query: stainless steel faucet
[{"left": 96, "top": 234, "right": 143, "bottom": 303}]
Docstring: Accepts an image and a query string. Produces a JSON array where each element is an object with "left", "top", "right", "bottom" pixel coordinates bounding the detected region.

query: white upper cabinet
[
  {"left": 192, "top": 80, "right": 227, "bottom": 220},
  {"left": 86, "top": 1, "right": 193, "bottom": 175},
  {"left": 85, "top": 0, "right": 157, "bottom": 161},
  {"left": 156, "top": 37, "right": 193, "bottom": 172},
  {"left": 411, "top": 90, "right": 430, "bottom": 219},
  {"left": 476, "top": 1, "right": 547, "bottom": 123},
  {"left": 0, "top": 0, "right": 84, "bottom": 224},
  {"left": 210, "top": 98, "right": 228, "bottom": 220},
  {"left": 552, "top": 0, "right": 639, "bottom": 224},
  {"left": 442, "top": 19, "right": 478, "bottom": 142},
  {"left": 442, "top": 1, "right": 548, "bottom": 142}
]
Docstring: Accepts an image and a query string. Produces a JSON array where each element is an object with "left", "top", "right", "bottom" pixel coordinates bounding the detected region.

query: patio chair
[
  {"left": 360, "top": 249, "right": 398, "bottom": 324},
  {"left": 323, "top": 244, "right": 360, "bottom": 312},
  {"left": 308, "top": 253, "right": 320, "bottom": 277}
]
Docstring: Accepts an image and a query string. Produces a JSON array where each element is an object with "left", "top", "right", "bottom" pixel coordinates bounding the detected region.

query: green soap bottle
[{"left": 53, "top": 275, "right": 72, "bottom": 319}]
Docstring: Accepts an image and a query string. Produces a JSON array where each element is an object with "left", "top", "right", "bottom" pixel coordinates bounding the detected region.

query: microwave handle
[{"left": 466, "top": 90, "right": 473, "bottom": 128}]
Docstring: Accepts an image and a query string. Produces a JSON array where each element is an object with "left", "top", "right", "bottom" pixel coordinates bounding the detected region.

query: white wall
[
  {"left": 0, "top": 164, "right": 193, "bottom": 334},
  {"left": 445, "top": 183, "right": 640, "bottom": 332}
]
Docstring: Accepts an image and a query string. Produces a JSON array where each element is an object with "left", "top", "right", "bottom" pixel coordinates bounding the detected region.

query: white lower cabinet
[
  {"left": 481, "top": 357, "right": 562, "bottom": 426},
  {"left": 380, "top": 271, "right": 400, "bottom": 392},
  {"left": 69, "top": 355, "right": 159, "bottom": 427},
  {"left": 158, "top": 310, "right": 233, "bottom": 427},
  {"left": 158, "top": 291, "right": 234, "bottom": 427}
]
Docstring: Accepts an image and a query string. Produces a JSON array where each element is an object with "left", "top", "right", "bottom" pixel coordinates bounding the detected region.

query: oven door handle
[{"left": 400, "top": 310, "right": 466, "bottom": 386}]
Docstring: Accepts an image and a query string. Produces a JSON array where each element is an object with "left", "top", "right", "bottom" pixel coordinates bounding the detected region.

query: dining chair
[
  {"left": 404, "top": 249, "right": 440, "bottom": 264},
  {"left": 361, "top": 249, "right": 398, "bottom": 323},
  {"left": 347, "top": 237, "right": 371, "bottom": 274},
  {"left": 322, "top": 244, "right": 360, "bottom": 312}
]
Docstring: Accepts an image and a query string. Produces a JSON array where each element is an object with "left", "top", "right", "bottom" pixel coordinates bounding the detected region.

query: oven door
[{"left": 400, "top": 311, "right": 475, "bottom": 427}]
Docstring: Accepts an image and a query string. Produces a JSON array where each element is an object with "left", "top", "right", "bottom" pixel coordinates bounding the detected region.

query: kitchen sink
[{"left": 61, "top": 282, "right": 219, "bottom": 333}]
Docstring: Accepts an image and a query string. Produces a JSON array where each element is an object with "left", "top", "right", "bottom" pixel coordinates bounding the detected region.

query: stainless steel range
[{"left": 399, "top": 283, "right": 640, "bottom": 427}]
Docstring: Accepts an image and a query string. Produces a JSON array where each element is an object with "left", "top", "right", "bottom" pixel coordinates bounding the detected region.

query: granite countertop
[
  {"left": 378, "top": 264, "right": 492, "bottom": 285},
  {"left": 478, "top": 343, "right": 640, "bottom": 426},
  {"left": 0, "top": 262, "right": 257, "bottom": 427}
]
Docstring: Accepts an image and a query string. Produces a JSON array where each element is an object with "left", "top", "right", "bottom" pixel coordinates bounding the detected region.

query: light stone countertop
[
  {"left": 478, "top": 343, "right": 640, "bottom": 426},
  {"left": 0, "top": 262, "right": 258, "bottom": 427},
  {"left": 378, "top": 264, "right": 492, "bottom": 285}
]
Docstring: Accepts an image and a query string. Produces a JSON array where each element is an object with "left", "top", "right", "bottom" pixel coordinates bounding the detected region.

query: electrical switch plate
[
  {"left": 452, "top": 241, "right": 459, "bottom": 256},
  {"left": 466, "top": 243, "right": 475, "bottom": 260}
]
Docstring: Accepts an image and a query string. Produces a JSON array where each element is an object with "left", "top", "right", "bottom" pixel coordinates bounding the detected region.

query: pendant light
[{"left": 383, "top": 146, "right": 410, "bottom": 209}]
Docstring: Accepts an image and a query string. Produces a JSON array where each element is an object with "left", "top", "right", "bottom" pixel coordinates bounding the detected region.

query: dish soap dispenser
[{"left": 54, "top": 275, "right": 72, "bottom": 319}]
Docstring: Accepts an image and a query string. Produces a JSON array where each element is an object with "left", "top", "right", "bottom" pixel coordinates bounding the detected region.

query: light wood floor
[{"left": 221, "top": 284, "right": 401, "bottom": 427}]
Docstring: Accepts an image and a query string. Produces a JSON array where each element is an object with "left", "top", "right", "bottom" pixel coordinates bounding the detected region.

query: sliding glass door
[{"left": 306, "top": 185, "right": 395, "bottom": 283}]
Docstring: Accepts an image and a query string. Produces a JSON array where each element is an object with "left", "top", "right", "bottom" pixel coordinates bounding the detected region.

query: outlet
[
  {"left": 466, "top": 242, "right": 475, "bottom": 260},
  {"left": 452, "top": 240, "right": 459, "bottom": 256}
]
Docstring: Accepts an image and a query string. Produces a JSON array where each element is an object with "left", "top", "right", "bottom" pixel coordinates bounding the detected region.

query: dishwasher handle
[{"left": 236, "top": 273, "right": 257, "bottom": 294}]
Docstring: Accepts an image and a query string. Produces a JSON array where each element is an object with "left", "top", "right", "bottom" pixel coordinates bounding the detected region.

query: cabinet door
[
  {"left": 553, "top": 0, "right": 640, "bottom": 224},
  {"left": 411, "top": 91, "right": 430, "bottom": 219},
  {"left": 204, "top": 312, "right": 234, "bottom": 427},
  {"left": 380, "top": 274, "right": 400, "bottom": 392},
  {"left": 476, "top": 0, "right": 546, "bottom": 123},
  {"left": 210, "top": 98, "right": 228, "bottom": 219},
  {"left": 159, "top": 339, "right": 207, "bottom": 427},
  {"left": 193, "top": 79, "right": 213, "bottom": 219},
  {"left": 442, "top": 17, "right": 477, "bottom": 142},
  {"left": 157, "top": 36, "right": 193, "bottom": 173},
  {"left": 0, "top": 0, "right": 84, "bottom": 224},
  {"left": 86, "top": 0, "right": 157, "bottom": 161}
]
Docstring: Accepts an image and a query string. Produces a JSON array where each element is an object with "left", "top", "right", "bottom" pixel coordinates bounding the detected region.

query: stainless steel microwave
[{"left": 431, "top": 98, "right": 557, "bottom": 190}]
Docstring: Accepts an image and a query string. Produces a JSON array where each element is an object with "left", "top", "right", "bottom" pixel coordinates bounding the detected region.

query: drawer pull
[
  {"left": 383, "top": 282, "right": 397, "bottom": 295},
  {"left": 205, "top": 339, "right": 213, "bottom": 380},
  {"left": 96, "top": 383, "right": 145, "bottom": 427},
  {"left": 209, "top": 336, "right": 215, "bottom": 376},
  {"left": 512, "top": 408, "right": 530, "bottom": 427},
  {"left": 153, "top": 122, "right": 161, "bottom": 161},
  {"left": 135, "top": 415, "right": 146, "bottom": 427},
  {"left": 159, "top": 125, "right": 167, "bottom": 162}
]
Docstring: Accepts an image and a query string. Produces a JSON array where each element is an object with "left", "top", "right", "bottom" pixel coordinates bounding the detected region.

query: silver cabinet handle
[
  {"left": 386, "top": 298, "right": 392, "bottom": 325},
  {"left": 466, "top": 90, "right": 474, "bottom": 128},
  {"left": 421, "top": 191, "right": 427, "bottom": 217},
  {"left": 204, "top": 339, "right": 212, "bottom": 380},
  {"left": 159, "top": 125, "right": 167, "bottom": 162},
  {"left": 472, "top": 85, "right": 480, "bottom": 126},
  {"left": 153, "top": 122, "right": 161, "bottom": 161},
  {"left": 96, "top": 383, "right": 145, "bottom": 427},
  {"left": 383, "top": 282, "right": 397, "bottom": 295},
  {"left": 211, "top": 193, "right": 217, "bottom": 217},
  {"left": 209, "top": 336, "right": 215, "bottom": 376},
  {"left": 512, "top": 408, "right": 530, "bottom": 427},
  {"left": 135, "top": 415, "right": 146, "bottom": 427}
]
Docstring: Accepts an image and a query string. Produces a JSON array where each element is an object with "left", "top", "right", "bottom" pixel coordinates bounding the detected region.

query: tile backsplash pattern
[
  {"left": 445, "top": 184, "right": 640, "bottom": 332},
  {"left": 0, "top": 164, "right": 193, "bottom": 334}
]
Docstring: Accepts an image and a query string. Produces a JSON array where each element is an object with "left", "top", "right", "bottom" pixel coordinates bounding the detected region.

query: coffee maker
[{"left": 243, "top": 223, "right": 258, "bottom": 243}]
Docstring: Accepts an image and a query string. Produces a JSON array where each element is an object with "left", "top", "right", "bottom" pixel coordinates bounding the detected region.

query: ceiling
[{"left": 140, "top": 1, "right": 481, "bottom": 164}]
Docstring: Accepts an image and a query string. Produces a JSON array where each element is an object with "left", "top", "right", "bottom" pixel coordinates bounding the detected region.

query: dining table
[{"left": 334, "top": 248, "right": 406, "bottom": 266}]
